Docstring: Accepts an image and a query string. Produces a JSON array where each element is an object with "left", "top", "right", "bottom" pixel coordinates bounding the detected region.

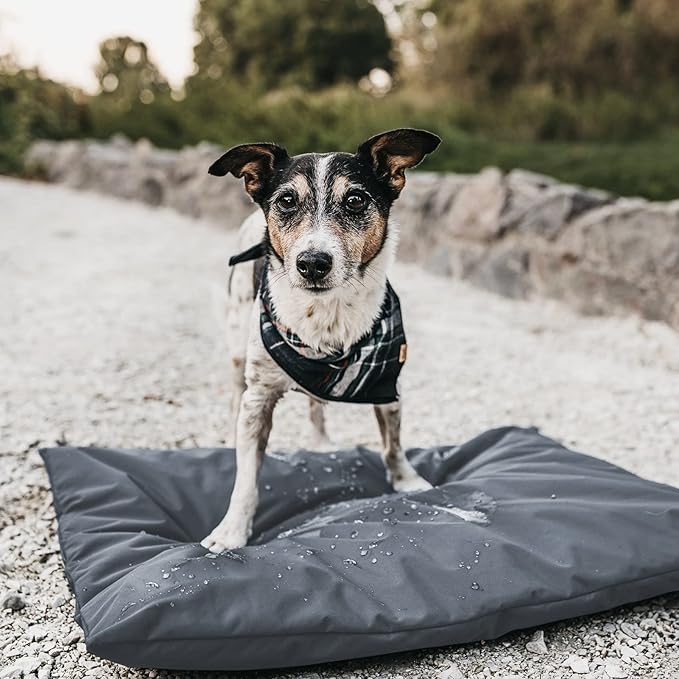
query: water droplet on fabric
[
  {"left": 169, "top": 602, "right": 175, "bottom": 607},
  {"left": 330, "top": 544, "right": 336, "bottom": 550},
  {"left": 551, "top": 493, "right": 557, "bottom": 499},
  {"left": 382, "top": 507, "right": 394, "bottom": 515},
  {"left": 371, "top": 557, "right": 377, "bottom": 564},
  {"left": 471, "top": 582, "right": 480, "bottom": 590},
  {"left": 264, "top": 484, "right": 272, "bottom": 491},
  {"left": 146, "top": 581, "right": 159, "bottom": 588},
  {"left": 360, "top": 548, "right": 369, "bottom": 556},
  {"left": 343, "top": 559, "right": 357, "bottom": 566},
  {"left": 162, "top": 573, "right": 170, "bottom": 579},
  {"left": 323, "top": 466, "right": 332, "bottom": 473},
  {"left": 187, "top": 574, "right": 195, "bottom": 579},
  {"left": 350, "top": 530, "right": 359, "bottom": 538},
  {"left": 377, "top": 531, "right": 384, "bottom": 538},
  {"left": 385, "top": 551, "right": 393, "bottom": 556},
  {"left": 277, "top": 573, "right": 283, "bottom": 579}
]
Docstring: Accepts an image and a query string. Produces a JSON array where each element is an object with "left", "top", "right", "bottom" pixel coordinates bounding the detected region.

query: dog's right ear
[{"left": 208, "top": 143, "right": 289, "bottom": 203}]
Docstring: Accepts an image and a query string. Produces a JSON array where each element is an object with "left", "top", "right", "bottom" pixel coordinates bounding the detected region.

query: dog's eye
[
  {"left": 276, "top": 192, "right": 297, "bottom": 212},
  {"left": 344, "top": 191, "right": 368, "bottom": 213}
]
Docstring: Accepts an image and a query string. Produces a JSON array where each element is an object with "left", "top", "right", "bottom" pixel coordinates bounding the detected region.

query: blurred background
[{"left": 2, "top": 0, "right": 679, "bottom": 199}]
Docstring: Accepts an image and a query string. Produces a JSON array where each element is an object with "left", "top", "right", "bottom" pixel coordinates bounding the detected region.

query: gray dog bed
[{"left": 40, "top": 427, "right": 679, "bottom": 671}]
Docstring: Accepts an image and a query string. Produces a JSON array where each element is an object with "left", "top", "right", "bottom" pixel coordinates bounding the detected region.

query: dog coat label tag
[{"left": 399, "top": 343, "right": 408, "bottom": 363}]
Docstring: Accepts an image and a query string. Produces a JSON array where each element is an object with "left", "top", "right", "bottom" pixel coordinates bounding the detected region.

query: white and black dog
[{"left": 202, "top": 128, "right": 441, "bottom": 553}]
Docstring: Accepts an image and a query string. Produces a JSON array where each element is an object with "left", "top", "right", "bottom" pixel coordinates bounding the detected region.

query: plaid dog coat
[{"left": 229, "top": 243, "right": 407, "bottom": 404}]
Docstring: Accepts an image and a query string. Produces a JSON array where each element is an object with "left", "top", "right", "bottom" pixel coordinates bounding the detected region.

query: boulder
[{"left": 446, "top": 167, "right": 506, "bottom": 242}]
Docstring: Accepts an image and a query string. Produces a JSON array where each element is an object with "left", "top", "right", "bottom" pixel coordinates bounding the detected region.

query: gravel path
[{"left": 1, "top": 176, "right": 678, "bottom": 679}]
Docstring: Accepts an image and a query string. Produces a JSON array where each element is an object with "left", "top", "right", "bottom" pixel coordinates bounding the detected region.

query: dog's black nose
[{"left": 296, "top": 251, "right": 333, "bottom": 281}]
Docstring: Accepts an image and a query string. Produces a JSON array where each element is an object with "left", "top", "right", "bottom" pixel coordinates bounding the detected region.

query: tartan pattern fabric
[{"left": 259, "top": 272, "right": 407, "bottom": 404}]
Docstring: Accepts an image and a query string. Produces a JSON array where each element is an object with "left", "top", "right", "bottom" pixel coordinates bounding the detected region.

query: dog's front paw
[
  {"left": 390, "top": 463, "right": 433, "bottom": 493},
  {"left": 393, "top": 474, "right": 432, "bottom": 493},
  {"left": 201, "top": 525, "right": 250, "bottom": 553}
]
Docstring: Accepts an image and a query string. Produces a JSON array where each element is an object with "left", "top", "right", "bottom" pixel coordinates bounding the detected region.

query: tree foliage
[
  {"left": 428, "top": 0, "right": 679, "bottom": 98},
  {"left": 0, "top": 55, "right": 91, "bottom": 172},
  {"left": 191, "top": 0, "right": 393, "bottom": 91},
  {"left": 95, "top": 36, "right": 169, "bottom": 109}
]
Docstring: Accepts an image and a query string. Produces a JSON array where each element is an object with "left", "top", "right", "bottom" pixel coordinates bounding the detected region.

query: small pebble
[
  {"left": 436, "top": 662, "right": 465, "bottom": 679},
  {"left": 1, "top": 591, "right": 26, "bottom": 611},
  {"left": 604, "top": 660, "right": 628, "bottom": 678},
  {"left": 51, "top": 594, "right": 67, "bottom": 609},
  {"left": 564, "top": 654, "right": 590, "bottom": 674},
  {"left": 525, "top": 629, "right": 548, "bottom": 654},
  {"left": 63, "top": 630, "right": 83, "bottom": 646}
]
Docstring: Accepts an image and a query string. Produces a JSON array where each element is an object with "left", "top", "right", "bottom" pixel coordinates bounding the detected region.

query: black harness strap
[
  {"left": 228, "top": 241, "right": 267, "bottom": 266},
  {"left": 228, "top": 241, "right": 267, "bottom": 297}
]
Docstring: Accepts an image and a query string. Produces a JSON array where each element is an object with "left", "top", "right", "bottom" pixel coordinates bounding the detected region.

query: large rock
[
  {"left": 165, "top": 142, "right": 255, "bottom": 227},
  {"left": 446, "top": 167, "right": 506, "bottom": 242},
  {"left": 26, "top": 137, "right": 255, "bottom": 228},
  {"left": 532, "top": 199, "right": 679, "bottom": 325},
  {"left": 501, "top": 169, "right": 611, "bottom": 240},
  {"left": 392, "top": 171, "right": 469, "bottom": 263}
]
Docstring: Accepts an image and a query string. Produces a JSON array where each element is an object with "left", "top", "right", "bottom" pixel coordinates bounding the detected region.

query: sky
[{"left": 0, "top": 0, "right": 198, "bottom": 92}]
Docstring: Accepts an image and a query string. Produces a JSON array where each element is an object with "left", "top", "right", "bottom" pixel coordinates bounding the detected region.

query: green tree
[
  {"left": 427, "top": 0, "right": 679, "bottom": 99},
  {"left": 95, "top": 36, "right": 169, "bottom": 109},
  {"left": 0, "top": 54, "right": 91, "bottom": 173},
  {"left": 191, "top": 0, "right": 393, "bottom": 91}
]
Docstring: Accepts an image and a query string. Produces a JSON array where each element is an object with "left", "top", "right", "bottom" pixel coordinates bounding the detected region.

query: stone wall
[{"left": 26, "top": 137, "right": 679, "bottom": 329}]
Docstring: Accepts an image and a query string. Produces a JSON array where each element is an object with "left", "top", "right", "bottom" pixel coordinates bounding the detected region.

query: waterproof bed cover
[{"left": 41, "top": 427, "right": 679, "bottom": 671}]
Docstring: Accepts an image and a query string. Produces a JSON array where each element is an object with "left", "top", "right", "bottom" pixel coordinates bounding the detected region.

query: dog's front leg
[
  {"left": 202, "top": 384, "right": 281, "bottom": 552},
  {"left": 374, "top": 401, "right": 432, "bottom": 492}
]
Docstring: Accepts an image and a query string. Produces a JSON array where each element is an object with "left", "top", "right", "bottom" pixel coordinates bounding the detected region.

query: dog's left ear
[
  {"left": 357, "top": 128, "right": 441, "bottom": 196},
  {"left": 208, "top": 143, "right": 289, "bottom": 203}
]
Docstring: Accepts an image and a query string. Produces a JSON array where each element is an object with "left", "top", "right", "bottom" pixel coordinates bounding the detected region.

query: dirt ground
[{"left": 1, "top": 177, "right": 678, "bottom": 679}]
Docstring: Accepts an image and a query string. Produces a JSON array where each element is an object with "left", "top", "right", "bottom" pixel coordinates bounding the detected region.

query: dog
[{"left": 201, "top": 128, "right": 441, "bottom": 553}]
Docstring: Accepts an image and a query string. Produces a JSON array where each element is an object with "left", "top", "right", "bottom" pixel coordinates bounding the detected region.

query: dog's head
[{"left": 209, "top": 129, "right": 440, "bottom": 293}]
